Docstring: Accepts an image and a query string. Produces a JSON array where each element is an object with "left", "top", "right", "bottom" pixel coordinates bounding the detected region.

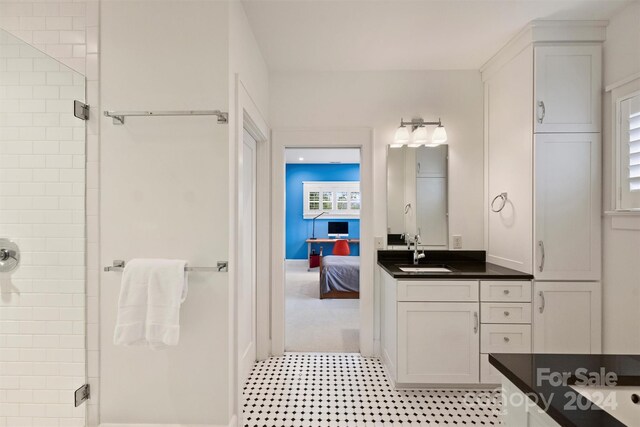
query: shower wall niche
[{"left": 0, "top": 28, "right": 86, "bottom": 426}]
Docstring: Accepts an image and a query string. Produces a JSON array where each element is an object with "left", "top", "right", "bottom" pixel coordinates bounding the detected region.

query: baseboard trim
[
  {"left": 100, "top": 425, "right": 219, "bottom": 427},
  {"left": 100, "top": 418, "right": 236, "bottom": 427}
]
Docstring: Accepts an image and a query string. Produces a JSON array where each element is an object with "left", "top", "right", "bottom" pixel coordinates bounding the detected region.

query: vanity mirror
[{"left": 387, "top": 145, "right": 448, "bottom": 248}]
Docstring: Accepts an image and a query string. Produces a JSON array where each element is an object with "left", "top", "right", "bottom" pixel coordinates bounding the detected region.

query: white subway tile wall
[
  {"left": 0, "top": 28, "right": 86, "bottom": 427},
  {"left": 1, "top": 1, "right": 100, "bottom": 425},
  {"left": 0, "top": 1, "right": 88, "bottom": 75}
]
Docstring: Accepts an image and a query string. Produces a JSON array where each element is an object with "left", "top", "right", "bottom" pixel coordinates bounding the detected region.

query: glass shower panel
[{"left": 0, "top": 28, "right": 86, "bottom": 425}]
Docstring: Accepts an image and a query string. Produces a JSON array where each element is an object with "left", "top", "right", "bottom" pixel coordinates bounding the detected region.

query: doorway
[
  {"left": 284, "top": 148, "right": 361, "bottom": 352},
  {"left": 269, "top": 128, "right": 375, "bottom": 357}
]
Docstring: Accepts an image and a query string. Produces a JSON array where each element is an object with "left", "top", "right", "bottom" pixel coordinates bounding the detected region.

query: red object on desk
[{"left": 332, "top": 239, "right": 351, "bottom": 256}]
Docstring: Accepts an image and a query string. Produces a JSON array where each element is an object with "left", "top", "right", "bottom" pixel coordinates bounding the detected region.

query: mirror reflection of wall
[{"left": 387, "top": 145, "right": 448, "bottom": 249}]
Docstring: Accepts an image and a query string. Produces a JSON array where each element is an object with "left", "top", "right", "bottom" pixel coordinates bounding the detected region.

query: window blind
[{"left": 629, "top": 109, "right": 640, "bottom": 191}]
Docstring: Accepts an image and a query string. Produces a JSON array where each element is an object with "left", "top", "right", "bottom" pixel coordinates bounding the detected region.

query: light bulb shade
[
  {"left": 432, "top": 125, "right": 447, "bottom": 144},
  {"left": 393, "top": 126, "right": 410, "bottom": 144},
  {"left": 412, "top": 126, "right": 428, "bottom": 144}
]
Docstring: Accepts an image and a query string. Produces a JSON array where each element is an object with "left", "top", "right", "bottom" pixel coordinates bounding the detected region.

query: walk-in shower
[{"left": 0, "top": 28, "right": 86, "bottom": 425}]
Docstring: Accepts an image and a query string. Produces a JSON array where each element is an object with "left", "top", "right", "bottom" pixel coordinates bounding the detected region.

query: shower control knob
[{"left": 0, "top": 238, "right": 20, "bottom": 273}]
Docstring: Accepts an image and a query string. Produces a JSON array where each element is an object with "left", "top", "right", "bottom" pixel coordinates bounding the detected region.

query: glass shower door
[{"left": 0, "top": 28, "right": 86, "bottom": 426}]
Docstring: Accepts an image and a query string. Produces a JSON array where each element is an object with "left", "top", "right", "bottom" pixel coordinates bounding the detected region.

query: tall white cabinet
[{"left": 482, "top": 21, "right": 605, "bottom": 354}]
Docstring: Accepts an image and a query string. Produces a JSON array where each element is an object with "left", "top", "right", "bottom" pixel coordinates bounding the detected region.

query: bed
[{"left": 319, "top": 255, "right": 360, "bottom": 299}]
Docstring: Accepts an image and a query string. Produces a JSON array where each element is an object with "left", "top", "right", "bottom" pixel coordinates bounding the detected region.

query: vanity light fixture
[
  {"left": 392, "top": 125, "right": 410, "bottom": 147},
  {"left": 391, "top": 117, "right": 448, "bottom": 147},
  {"left": 409, "top": 126, "right": 428, "bottom": 147},
  {"left": 432, "top": 123, "right": 448, "bottom": 144}
]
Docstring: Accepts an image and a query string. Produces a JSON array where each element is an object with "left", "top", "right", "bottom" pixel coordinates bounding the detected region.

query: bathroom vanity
[{"left": 378, "top": 250, "right": 534, "bottom": 387}]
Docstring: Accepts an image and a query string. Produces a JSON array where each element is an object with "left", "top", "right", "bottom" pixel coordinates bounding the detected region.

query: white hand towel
[{"left": 114, "top": 259, "right": 188, "bottom": 349}]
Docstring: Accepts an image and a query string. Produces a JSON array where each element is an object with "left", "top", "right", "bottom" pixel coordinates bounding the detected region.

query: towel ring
[{"left": 491, "top": 192, "right": 508, "bottom": 213}]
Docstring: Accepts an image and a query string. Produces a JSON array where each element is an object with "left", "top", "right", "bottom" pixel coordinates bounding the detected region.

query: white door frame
[
  {"left": 233, "top": 76, "right": 270, "bottom": 426},
  {"left": 270, "top": 128, "right": 375, "bottom": 357}
]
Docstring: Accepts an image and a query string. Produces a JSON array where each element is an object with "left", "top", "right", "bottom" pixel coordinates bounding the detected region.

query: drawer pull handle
[
  {"left": 504, "top": 337, "right": 510, "bottom": 343},
  {"left": 504, "top": 311, "right": 510, "bottom": 316},
  {"left": 503, "top": 289, "right": 510, "bottom": 295}
]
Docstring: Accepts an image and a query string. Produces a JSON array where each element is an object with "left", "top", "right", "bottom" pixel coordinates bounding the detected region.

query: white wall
[
  {"left": 99, "top": 1, "right": 231, "bottom": 425},
  {"left": 601, "top": 0, "right": 640, "bottom": 353},
  {"left": 269, "top": 71, "right": 484, "bottom": 249},
  {"left": 228, "top": 0, "right": 270, "bottom": 421},
  {"left": 229, "top": 2, "right": 269, "bottom": 121}
]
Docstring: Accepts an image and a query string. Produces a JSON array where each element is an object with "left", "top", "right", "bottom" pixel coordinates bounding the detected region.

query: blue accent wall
[{"left": 286, "top": 163, "right": 360, "bottom": 259}]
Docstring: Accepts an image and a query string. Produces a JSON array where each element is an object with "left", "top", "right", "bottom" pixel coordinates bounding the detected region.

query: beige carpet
[{"left": 285, "top": 260, "right": 360, "bottom": 352}]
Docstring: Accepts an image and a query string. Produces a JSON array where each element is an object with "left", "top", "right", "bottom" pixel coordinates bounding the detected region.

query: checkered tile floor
[{"left": 242, "top": 353, "right": 501, "bottom": 426}]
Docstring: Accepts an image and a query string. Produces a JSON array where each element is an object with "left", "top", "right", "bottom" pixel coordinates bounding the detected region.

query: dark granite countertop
[
  {"left": 377, "top": 250, "right": 533, "bottom": 280},
  {"left": 490, "top": 353, "right": 640, "bottom": 427}
]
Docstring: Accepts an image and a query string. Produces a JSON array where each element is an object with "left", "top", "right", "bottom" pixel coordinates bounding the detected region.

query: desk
[{"left": 306, "top": 238, "right": 360, "bottom": 270}]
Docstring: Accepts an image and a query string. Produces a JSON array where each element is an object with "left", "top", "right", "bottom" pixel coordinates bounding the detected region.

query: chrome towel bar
[
  {"left": 103, "top": 110, "right": 228, "bottom": 125},
  {"left": 104, "top": 260, "right": 228, "bottom": 273}
]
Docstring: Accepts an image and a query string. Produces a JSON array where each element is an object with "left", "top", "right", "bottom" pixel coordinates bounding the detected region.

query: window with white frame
[
  {"left": 303, "top": 181, "right": 360, "bottom": 219},
  {"left": 617, "top": 91, "right": 640, "bottom": 210}
]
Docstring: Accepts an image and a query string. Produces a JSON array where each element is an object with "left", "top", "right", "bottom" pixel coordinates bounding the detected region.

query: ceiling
[
  {"left": 242, "top": 0, "right": 631, "bottom": 71},
  {"left": 285, "top": 148, "right": 361, "bottom": 163}
]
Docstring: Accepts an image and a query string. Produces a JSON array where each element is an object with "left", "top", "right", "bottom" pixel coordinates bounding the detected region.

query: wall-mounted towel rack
[
  {"left": 104, "top": 260, "right": 228, "bottom": 272},
  {"left": 103, "top": 110, "right": 228, "bottom": 125}
]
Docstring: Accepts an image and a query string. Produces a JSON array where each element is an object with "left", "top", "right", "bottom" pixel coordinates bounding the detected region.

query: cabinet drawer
[
  {"left": 480, "top": 281, "right": 531, "bottom": 302},
  {"left": 481, "top": 302, "right": 532, "bottom": 324},
  {"left": 481, "top": 324, "right": 532, "bottom": 353},
  {"left": 398, "top": 280, "right": 479, "bottom": 302},
  {"left": 480, "top": 354, "right": 502, "bottom": 384}
]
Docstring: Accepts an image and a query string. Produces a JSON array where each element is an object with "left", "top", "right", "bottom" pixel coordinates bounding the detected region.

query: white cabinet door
[
  {"left": 380, "top": 269, "right": 398, "bottom": 383},
  {"left": 398, "top": 302, "right": 479, "bottom": 384},
  {"left": 527, "top": 404, "right": 561, "bottom": 427},
  {"left": 416, "top": 145, "right": 447, "bottom": 178},
  {"left": 533, "top": 282, "right": 601, "bottom": 354},
  {"left": 534, "top": 133, "right": 600, "bottom": 280},
  {"left": 486, "top": 47, "right": 534, "bottom": 274},
  {"left": 416, "top": 177, "right": 448, "bottom": 247},
  {"left": 534, "top": 45, "right": 601, "bottom": 133}
]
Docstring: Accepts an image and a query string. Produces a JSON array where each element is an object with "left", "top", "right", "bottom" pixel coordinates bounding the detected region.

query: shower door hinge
[
  {"left": 74, "top": 101, "right": 89, "bottom": 121},
  {"left": 74, "top": 384, "right": 90, "bottom": 407}
]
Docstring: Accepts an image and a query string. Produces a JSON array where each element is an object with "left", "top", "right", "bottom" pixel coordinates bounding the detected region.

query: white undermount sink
[
  {"left": 398, "top": 266, "right": 452, "bottom": 273},
  {"left": 570, "top": 385, "right": 640, "bottom": 427}
]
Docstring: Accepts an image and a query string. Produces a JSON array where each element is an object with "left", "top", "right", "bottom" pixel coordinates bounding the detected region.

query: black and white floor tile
[{"left": 243, "top": 353, "right": 502, "bottom": 426}]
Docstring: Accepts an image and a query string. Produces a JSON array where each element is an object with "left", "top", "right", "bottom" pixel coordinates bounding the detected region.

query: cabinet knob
[
  {"left": 504, "top": 311, "right": 510, "bottom": 317},
  {"left": 503, "top": 289, "right": 510, "bottom": 295},
  {"left": 504, "top": 337, "right": 510, "bottom": 343}
]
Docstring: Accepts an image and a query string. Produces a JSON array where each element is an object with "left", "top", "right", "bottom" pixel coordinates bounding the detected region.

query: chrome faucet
[{"left": 411, "top": 234, "right": 425, "bottom": 265}]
